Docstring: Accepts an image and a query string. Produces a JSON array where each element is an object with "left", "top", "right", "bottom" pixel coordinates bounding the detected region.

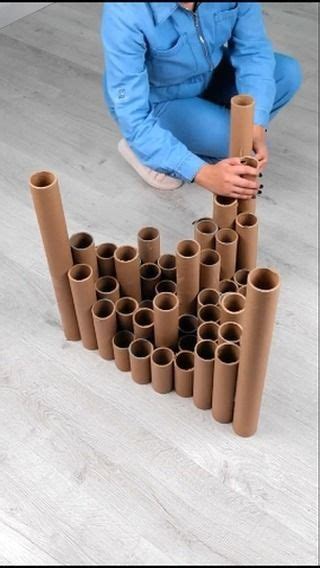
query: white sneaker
[{"left": 118, "top": 139, "right": 184, "bottom": 190}]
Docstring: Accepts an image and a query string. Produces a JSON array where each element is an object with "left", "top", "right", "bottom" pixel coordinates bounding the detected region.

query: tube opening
[
  {"left": 179, "top": 314, "right": 198, "bottom": 334},
  {"left": 177, "top": 239, "right": 200, "bottom": 258},
  {"left": 176, "top": 351, "right": 194, "bottom": 370},
  {"left": 130, "top": 339, "right": 153, "bottom": 358},
  {"left": 219, "top": 322, "right": 242, "bottom": 342},
  {"left": 96, "top": 242, "right": 117, "bottom": 259},
  {"left": 237, "top": 213, "right": 257, "bottom": 228},
  {"left": 232, "top": 94, "right": 254, "bottom": 107},
  {"left": 199, "top": 305, "right": 220, "bottom": 323},
  {"left": 30, "top": 170, "right": 57, "bottom": 189},
  {"left": 140, "top": 300, "right": 153, "bottom": 309},
  {"left": 154, "top": 292, "right": 178, "bottom": 311},
  {"left": 198, "top": 322, "right": 219, "bottom": 341},
  {"left": 116, "top": 297, "right": 138, "bottom": 315},
  {"left": 115, "top": 245, "right": 137, "bottom": 262},
  {"left": 158, "top": 254, "right": 176, "bottom": 270},
  {"left": 198, "top": 288, "right": 220, "bottom": 306},
  {"left": 96, "top": 276, "right": 118, "bottom": 293},
  {"left": 234, "top": 269, "right": 250, "bottom": 286},
  {"left": 152, "top": 347, "right": 173, "bottom": 366},
  {"left": 219, "top": 279, "right": 238, "bottom": 294},
  {"left": 216, "top": 229, "right": 238, "bottom": 244},
  {"left": 134, "top": 308, "right": 154, "bottom": 327},
  {"left": 196, "top": 340, "right": 216, "bottom": 360},
  {"left": 200, "top": 249, "right": 220, "bottom": 266},
  {"left": 113, "top": 330, "right": 134, "bottom": 349},
  {"left": 217, "top": 343, "right": 240, "bottom": 364},
  {"left": 138, "top": 226, "right": 159, "bottom": 241},
  {"left": 70, "top": 232, "right": 93, "bottom": 250},
  {"left": 178, "top": 335, "right": 197, "bottom": 351},
  {"left": 140, "top": 263, "right": 161, "bottom": 279},
  {"left": 249, "top": 268, "right": 280, "bottom": 291},
  {"left": 155, "top": 280, "right": 176, "bottom": 294},
  {"left": 197, "top": 220, "right": 217, "bottom": 235},
  {"left": 92, "top": 299, "right": 114, "bottom": 319},
  {"left": 216, "top": 195, "right": 237, "bottom": 206},
  {"left": 222, "top": 293, "right": 245, "bottom": 313},
  {"left": 69, "top": 264, "right": 92, "bottom": 281}
]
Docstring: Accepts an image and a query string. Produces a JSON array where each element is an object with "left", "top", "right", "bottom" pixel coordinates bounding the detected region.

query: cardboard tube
[
  {"left": 220, "top": 292, "right": 246, "bottom": 326},
  {"left": 157, "top": 254, "right": 176, "bottom": 281},
  {"left": 29, "top": 171, "right": 80, "bottom": 341},
  {"left": 153, "top": 292, "right": 179, "bottom": 348},
  {"left": 194, "top": 219, "right": 218, "bottom": 250},
  {"left": 140, "top": 299, "right": 153, "bottom": 309},
  {"left": 68, "top": 264, "right": 97, "bottom": 349},
  {"left": 212, "top": 343, "right": 240, "bottom": 423},
  {"left": 92, "top": 299, "right": 116, "bottom": 360},
  {"left": 178, "top": 314, "right": 198, "bottom": 337},
  {"left": 174, "top": 351, "right": 194, "bottom": 397},
  {"left": 155, "top": 280, "right": 177, "bottom": 295},
  {"left": 213, "top": 195, "right": 238, "bottom": 229},
  {"left": 233, "top": 268, "right": 281, "bottom": 437},
  {"left": 233, "top": 268, "right": 250, "bottom": 288},
  {"left": 140, "top": 262, "right": 161, "bottom": 300},
  {"left": 200, "top": 249, "right": 221, "bottom": 290},
  {"left": 95, "top": 275, "right": 120, "bottom": 303},
  {"left": 219, "top": 278, "right": 238, "bottom": 295},
  {"left": 193, "top": 340, "right": 216, "bottom": 410},
  {"left": 129, "top": 338, "right": 153, "bottom": 385},
  {"left": 151, "top": 347, "right": 174, "bottom": 394},
  {"left": 235, "top": 213, "right": 258, "bottom": 270},
  {"left": 115, "top": 297, "right": 139, "bottom": 331},
  {"left": 238, "top": 285, "right": 247, "bottom": 297},
  {"left": 176, "top": 239, "right": 200, "bottom": 315},
  {"left": 113, "top": 330, "right": 134, "bottom": 372},
  {"left": 197, "top": 321, "right": 219, "bottom": 342},
  {"left": 216, "top": 229, "right": 238, "bottom": 280},
  {"left": 198, "top": 304, "right": 221, "bottom": 325},
  {"left": 238, "top": 156, "right": 258, "bottom": 214},
  {"left": 96, "top": 242, "right": 117, "bottom": 277},
  {"left": 138, "top": 226, "right": 160, "bottom": 264},
  {"left": 229, "top": 94, "right": 254, "bottom": 158},
  {"left": 114, "top": 245, "right": 141, "bottom": 302},
  {"left": 178, "top": 335, "right": 197, "bottom": 352},
  {"left": 197, "top": 288, "right": 220, "bottom": 312},
  {"left": 133, "top": 307, "right": 154, "bottom": 341},
  {"left": 218, "top": 321, "right": 242, "bottom": 346},
  {"left": 70, "top": 232, "right": 98, "bottom": 280}
]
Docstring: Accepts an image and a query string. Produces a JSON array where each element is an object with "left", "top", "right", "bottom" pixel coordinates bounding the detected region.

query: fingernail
[
  {"left": 260, "top": 184, "right": 264, "bottom": 189},
  {"left": 259, "top": 173, "right": 263, "bottom": 178},
  {"left": 258, "top": 190, "right": 262, "bottom": 195}
]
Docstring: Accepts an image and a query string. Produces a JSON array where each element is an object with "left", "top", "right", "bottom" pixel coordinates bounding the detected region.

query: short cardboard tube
[
  {"left": 200, "top": 249, "right": 221, "bottom": 290},
  {"left": 68, "top": 263, "right": 97, "bottom": 350},
  {"left": 115, "top": 296, "right": 139, "bottom": 331},
  {"left": 178, "top": 335, "right": 197, "bottom": 352},
  {"left": 197, "top": 321, "right": 219, "bottom": 342},
  {"left": 194, "top": 218, "right": 218, "bottom": 250},
  {"left": 229, "top": 94, "right": 254, "bottom": 158},
  {"left": 140, "top": 299, "right": 153, "bottom": 309},
  {"left": 213, "top": 195, "right": 238, "bottom": 229},
  {"left": 114, "top": 245, "right": 141, "bottom": 302},
  {"left": 197, "top": 288, "right": 220, "bottom": 311},
  {"left": 174, "top": 351, "right": 194, "bottom": 397},
  {"left": 70, "top": 232, "right": 98, "bottom": 280},
  {"left": 138, "top": 226, "right": 160, "bottom": 264},
  {"left": 157, "top": 254, "right": 176, "bottom": 281},
  {"left": 218, "top": 321, "right": 243, "bottom": 346},
  {"left": 216, "top": 229, "right": 238, "bottom": 280},
  {"left": 235, "top": 213, "right": 258, "bottom": 270},
  {"left": 238, "top": 285, "right": 247, "bottom": 297},
  {"left": 140, "top": 262, "right": 161, "bottom": 300},
  {"left": 133, "top": 307, "right": 154, "bottom": 341},
  {"left": 220, "top": 292, "right": 246, "bottom": 326},
  {"left": 198, "top": 304, "right": 221, "bottom": 324},
  {"left": 96, "top": 242, "right": 117, "bottom": 277},
  {"left": 212, "top": 343, "right": 240, "bottom": 423},
  {"left": 233, "top": 268, "right": 250, "bottom": 287},
  {"left": 218, "top": 279, "right": 238, "bottom": 295},
  {"left": 155, "top": 280, "right": 177, "bottom": 295},
  {"left": 95, "top": 275, "right": 120, "bottom": 303},
  {"left": 193, "top": 340, "right": 216, "bottom": 410},
  {"left": 92, "top": 299, "right": 116, "bottom": 360},
  {"left": 178, "top": 314, "right": 198, "bottom": 336},
  {"left": 176, "top": 239, "right": 200, "bottom": 315},
  {"left": 129, "top": 338, "right": 153, "bottom": 384},
  {"left": 153, "top": 292, "right": 179, "bottom": 348},
  {"left": 113, "top": 330, "right": 134, "bottom": 372},
  {"left": 151, "top": 347, "right": 174, "bottom": 394}
]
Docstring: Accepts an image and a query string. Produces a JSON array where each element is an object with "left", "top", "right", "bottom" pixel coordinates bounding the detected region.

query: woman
[{"left": 101, "top": 2, "right": 301, "bottom": 197}]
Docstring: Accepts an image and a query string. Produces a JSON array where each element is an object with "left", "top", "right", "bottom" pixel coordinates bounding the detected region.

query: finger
[
  {"left": 227, "top": 157, "right": 243, "bottom": 166},
  {"left": 229, "top": 192, "right": 251, "bottom": 200},
  {"left": 233, "top": 165, "right": 259, "bottom": 177},
  {"left": 230, "top": 176, "right": 258, "bottom": 190},
  {"left": 230, "top": 187, "right": 258, "bottom": 197}
]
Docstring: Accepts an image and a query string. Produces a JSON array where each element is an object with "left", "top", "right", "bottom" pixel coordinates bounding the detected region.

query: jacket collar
[{"left": 149, "top": 3, "right": 179, "bottom": 25}]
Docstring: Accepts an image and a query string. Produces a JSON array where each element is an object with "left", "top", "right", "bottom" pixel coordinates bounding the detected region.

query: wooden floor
[{"left": 0, "top": 3, "right": 318, "bottom": 565}]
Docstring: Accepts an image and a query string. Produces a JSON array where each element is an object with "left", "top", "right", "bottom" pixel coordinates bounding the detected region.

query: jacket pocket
[
  {"left": 214, "top": 5, "right": 239, "bottom": 47},
  {"left": 148, "top": 34, "right": 198, "bottom": 86}
]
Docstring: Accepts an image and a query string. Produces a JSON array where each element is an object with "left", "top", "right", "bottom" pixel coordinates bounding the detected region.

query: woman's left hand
[{"left": 253, "top": 124, "right": 268, "bottom": 171}]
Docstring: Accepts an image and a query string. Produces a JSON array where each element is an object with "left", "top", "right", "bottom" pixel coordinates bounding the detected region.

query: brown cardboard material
[
  {"left": 233, "top": 268, "right": 280, "bottom": 437},
  {"left": 176, "top": 239, "right": 200, "bottom": 315},
  {"left": 198, "top": 304, "right": 221, "bottom": 325},
  {"left": 92, "top": 299, "right": 116, "bottom": 360},
  {"left": 151, "top": 347, "right": 174, "bottom": 394},
  {"left": 140, "top": 299, "right": 154, "bottom": 309},
  {"left": 200, "top": 249, "right": 221, "bottom": 290},
  {"left": 140, "top": 262, "right": 161, "bottom": 300},
  {"left": 197, "top": 321, "right": 219, "bottom": 342},
  {"left": 68, "top": 264, "right": 97, "bottom": 350},
  {"left": 138, "top": 227, "right": 160, "bottom": 264},
  {"left": 29, "top": 171, "right": 80, "bottom": 341},
  {"left": 70, "top": 232, "right": 98, "bottom": 280},
  {"left": 95, "top": 275, "right": 120, "bottom": 303},
  {"left": 220, "top": 292, "right": 246, "bottom": 326},
  {"left": 238, "top": 285, "right": 247, "bottom": 297},
  {"left": 178, "top": 335, "right": 197, "bottom": 352},
  {"left": 178, "top": 314, "right": 198, "bottom": 337},
  {"left": 113, "top": 330, "right": 134, "bottom": 372},
  {"left": 133, "top": 307, "right": 154, "bottom": 341},
  {"left": 96, "top": 242, "right": 117, "bottom": 277},
  {"left": 238, "top": 156, "right": 259, "bottom": 214},
  {"left": 157, "top": 254, "right": 176, "bottom": 281},
  {"left": 194, "top": 219, "right": 218, "bottom": 250},
  {"left": 213, "top": 195, "right": 238, "bottom": 229},
  {"left": 235, "top": 213, "right": 258, "bottom": 270},
  {"left": 212, "top": 343, "right": 240, "bottom": 423},
  {"left": 115, "top": 296, "right": 139, "bottom": 331},
  {"left": 153, "top": 292, "right": 179, "bottom": 348},
  {"left": 155, "top": 280, "right": 177, "bottom": 295},
  {"left": 218, "top": 279, "right": 238, "bottom": 295},
  {"left": 218, "top": 321, "right": 243, "bottom": 346},
  {"left": 174, "top": 351, "right": 194, "bottom": 397},
  {"left": 215, "top": 229, "right": 238, "bottom": 280},
  {"left": 229, "top": 94, "right": 254, "bottom": 158},
  {"left": 129, "top": 338, "right": 153, "bottom": 384},
  {"left": 193, "top": 340, "right": 216, "bottom": 410},
  {"left": 197, "top": 288, "right": 220, "bottom": 312},
  {"left": 114, "top": 245, "right": 141, "bottom": 302},
  {"left": 233, "top": 268, "right": 250, "bottom": 288}
]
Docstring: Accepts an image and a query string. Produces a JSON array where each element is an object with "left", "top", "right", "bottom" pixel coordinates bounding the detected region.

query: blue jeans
[{"left": 154, "top": 52, "right": 302, "bottom": 162}]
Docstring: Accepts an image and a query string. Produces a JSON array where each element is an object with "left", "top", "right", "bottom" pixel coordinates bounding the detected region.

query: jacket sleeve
[
  {"left": 101, "top": 4, "right": 205, "bottom": 182},
  {"left": 229, "top": 3, "right": 276, "bottom": 126}
]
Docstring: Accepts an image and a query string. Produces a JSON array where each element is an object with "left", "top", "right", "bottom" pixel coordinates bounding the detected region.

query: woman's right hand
[{"left": 195, "top": 157, "right": 258, "bottom": 199}]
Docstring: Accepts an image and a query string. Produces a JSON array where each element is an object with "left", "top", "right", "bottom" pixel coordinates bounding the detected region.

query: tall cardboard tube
[
  {"left": 157, "top": 254, "right": 176, "bottom": 281},
  {"left": 216, "top": 229, "right": 238, "bottom": 280},
  {"left": 115, "top": 296, "right": 139, "bottom": 331},
  {"left": 133, "top": 307, "right": 154, "bottom": 341},
  {"left": 155, "top": 280, "right": 177, "bottom": 295},
  {"left": 151, "top": 347, "right": 174, "bottom": 394},
  {"left": 114, "top": 245, "right": 141, "bottom": 302},
  {"left": 197, "top": 288, "right": 220, "bottom": 312},
  {"left": 176, "top": 239, "right": 200, "bottom": 315},
  {"left": 194, "top": 219, "right": 218, "bottom": 250},
  {"left": 198, "top": 304, "right": 221, "bottom": 325},
  {"left": 212, "top": 343, "right": 240, "bottom": 423},
  {"left": 113, "top": 330, "right": 134, "bottom": 372},
  {"left": 138, "top": 226, "right": 160, "bottom": 264},
  {"left": 218, "top": 321, "right": 243, "bottom": 346},
  {"left": 220, "top": 292, "right": 246, "bottom": 326},
  {"left": 178, "top": 314, "right": 198, "bottom": 337},
  {"left": 129, "top": 338, "right": 153, "bottom": 385},
  {"left": 140, "top": 262, "right": 161, "bottom": 300},
  {"left": 235, "top": 213, "right": 258, "bottom": 270},
  {"left": 92, "top": 299, "right": 116, "bottom": 360},
  {"left": 213, "top": 195, "right": 238, "bottom": 229},
  {"left": 197, "top": 321, "right": 219, "bottom": 342},
  {"left": 174, "top": 351, "right": 194, "bottom": 397},
  {"left": 68, "top": 264, "right": 97, "bottom": 349},
  {"left": 29, "top": 171, "right": 80, "bottom": 340},
  {"left": 238, "top": 156, "right": 258, "bottom": 214},
  {"left": 229, "top": 94, "right": 254, "bottom": 158},
  {"left": 140, "top": 299, "right": 153, "bottom": 309},
  {"left": 193, "top": 340, "right": 216, "bottom": 410},
  {"left": 218, "top": 279, "right": 238, "bottom": 295},
  {"left": 70, "top": 232, "right": 98, "bottom": 280},
  {"left": 95, "top": 275, "right": 120, "bottom": 303},
  {"left": 233, "top": 268, "right": 250, "bottom": 288},
  {"left": 178, "top": 335, "right": 197, "bottom": 352},
  {"left": 200, "top": 249, "right": 221, "bottom": 290},
  {"left": 153, "top": 292, "right": 179, "bottom": 348},
  {"left": 96, "top": 242, "right": 117, "bottom": 277},
  {"left": 233, "top": 268, "right": 281, "bottom": 437}
]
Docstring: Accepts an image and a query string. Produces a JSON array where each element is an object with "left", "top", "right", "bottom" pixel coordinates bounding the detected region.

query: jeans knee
[{"left": 278, "top": 53, "right": 302, "bottom": 99}]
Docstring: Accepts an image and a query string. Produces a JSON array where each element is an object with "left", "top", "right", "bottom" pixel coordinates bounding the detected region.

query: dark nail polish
[
  {"left": 259, "top": 172, "right": 263, "bottom": 178},
  {"left": 258, "top": 190, "right": 262, "bottom": 195},
  {"left": 260, "top": 184, "right": 264, "bottom": 189}
]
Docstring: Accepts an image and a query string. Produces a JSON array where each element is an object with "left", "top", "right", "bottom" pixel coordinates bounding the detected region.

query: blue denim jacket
[{"left": 101, "top": 2, "right": 275, "bottom": 181}]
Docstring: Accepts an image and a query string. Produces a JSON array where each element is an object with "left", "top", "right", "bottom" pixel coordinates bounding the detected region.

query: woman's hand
[
  {"left": 195, "top": 157, "right": 258, "bottom": 199},
  {"left": 253, "top": 124, "right": 268, "bottom": 171}
]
